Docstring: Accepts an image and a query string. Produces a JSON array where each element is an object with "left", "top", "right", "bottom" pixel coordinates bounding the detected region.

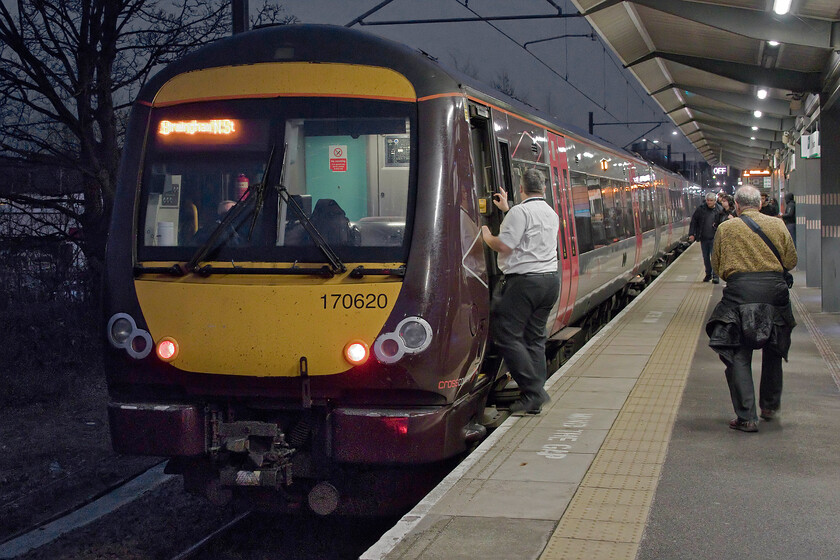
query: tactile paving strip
[{"left": 541, "top": 274, "right": 713, "bottom": 560}]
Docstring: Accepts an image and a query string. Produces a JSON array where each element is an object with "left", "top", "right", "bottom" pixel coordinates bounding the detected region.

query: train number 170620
[{"left": 320, "top": 293, "right": 389, "bottom": 310}]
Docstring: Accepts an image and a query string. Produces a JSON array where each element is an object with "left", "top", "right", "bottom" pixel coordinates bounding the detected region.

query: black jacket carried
[
  {"left": 705, "top": 272, "right": 796, "bottom": 365},
  {"left": 689, "top": 202, "right": 720, "bottom": 241}
]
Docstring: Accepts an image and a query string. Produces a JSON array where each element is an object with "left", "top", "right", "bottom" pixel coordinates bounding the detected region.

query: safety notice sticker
[{"left": 329, "top": 145, "right": 347, "bottom": 172}]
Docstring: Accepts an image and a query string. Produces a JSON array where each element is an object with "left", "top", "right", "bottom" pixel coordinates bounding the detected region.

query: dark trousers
[
  {"left": 700, "top": 238, "right": 716, "bottom": 279},
  {"left": 787, "top": 223, "right": 796, "bottom": 248},
  {"left": 491, "top": 273, "right": 559, "bottom": 401},
  {"left": 723, "top": 345, "right": 783, "bottom": 421}
]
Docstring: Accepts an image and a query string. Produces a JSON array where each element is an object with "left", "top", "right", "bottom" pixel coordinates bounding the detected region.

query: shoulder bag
[{"left": 739, "top": 215, "right": 794, "bottom": 288}]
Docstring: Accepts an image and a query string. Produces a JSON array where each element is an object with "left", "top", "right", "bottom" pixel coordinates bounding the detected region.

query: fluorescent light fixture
[
  {"left": 752, "top": 126, "right": 759, "bottom": 131},
  {"left": 750, "top": 136, "right": 756, "bottom": 140},
  {"left": 652, "top": 140, "right": 659, "bottom": 144},
  {"left": 773, "top": 0, "right": 792, "bottom": 15},
  {"left": 757, "top": 88, "right": 768, "bottom": 99},
  {"left": 672, "top": 130, "right": 678, "bottom": 135},
  {"left": 754, "top": 110, "right": 763, "bottom": 118},
  {"left": 768, "top": 40, "right": 780, "bottom": 47}
]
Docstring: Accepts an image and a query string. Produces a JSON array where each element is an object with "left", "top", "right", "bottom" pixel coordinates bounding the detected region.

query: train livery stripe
[
  {"left": 151, "top": 62, "right": 417, "bottom": 107},
  {"left": 134, "top": 276, "right": 403, "bottom": 377}
]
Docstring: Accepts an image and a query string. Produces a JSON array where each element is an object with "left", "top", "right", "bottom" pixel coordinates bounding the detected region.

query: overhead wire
[{"left": 453, "top": 0, "right": 676, "bottom": 135}]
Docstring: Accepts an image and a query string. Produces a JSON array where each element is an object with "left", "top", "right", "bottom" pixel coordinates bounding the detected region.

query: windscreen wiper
[
  {"left": 240, "top": 143, "right": 346, "bottom": 275},
  {"left": 186, "top": 143, "right": 346, "bottom": 277},
  {"left": 184, "top": 149, "right": 271, "bottom": 273},
  {"left": 275, "top": 181, "right": 347, "bottom": 276}
]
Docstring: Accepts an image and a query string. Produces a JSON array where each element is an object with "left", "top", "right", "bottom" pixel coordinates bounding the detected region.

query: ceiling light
[
  {"left": 751, "top": 136, "right": 756, "bottom": 140},
  {"left": 773, "top": 0, "right": 792, "bottom": 15},
  {"left": 752, "top": 126, "right": 759, "bottom": 131},
  {"left": 757, "top": 89, "right": 768, "bottom": 99},
  {"left": 672, "top": 131, "right": 678, "bottom": 135},
  {"left": 754, "top": 110, "right": 763, "bottom": 118},
  {"left": 652, "top": 140, "right": 659, "bottom": 144},
  {"left": 768, "top": 40, "right": 780, "bottom": 47}
]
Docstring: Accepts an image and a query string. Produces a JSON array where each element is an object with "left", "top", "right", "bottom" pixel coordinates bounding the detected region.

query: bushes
[{"left": 0, "top": 299, "right": 102, "bottom": 407}]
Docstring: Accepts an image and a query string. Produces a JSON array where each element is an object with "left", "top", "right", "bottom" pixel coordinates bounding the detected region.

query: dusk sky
[{"left": 277, "top": 0, "right": 701, "bottom": 165}]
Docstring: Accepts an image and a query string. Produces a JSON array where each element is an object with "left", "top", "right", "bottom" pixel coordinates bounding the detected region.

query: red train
[{"left": 103, "top": 24, "right": 700, "bottom": 515}]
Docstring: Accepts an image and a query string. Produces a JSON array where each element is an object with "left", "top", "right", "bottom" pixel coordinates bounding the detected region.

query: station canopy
[{"left": 570, "top": 0, "right": 840, "bottom": 171}]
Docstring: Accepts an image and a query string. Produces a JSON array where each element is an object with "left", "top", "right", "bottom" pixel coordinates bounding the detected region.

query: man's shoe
[
  {"left": 729, "top": 418, "right": 758, "bottom": 432},
  {"left": 712, "top": 277, "right": 720, "bottom": 284},
  {"left": 509, "top": 394, "right": 549, "bottom": 416},
  {"left": 703, "top": 275, "right": 712, "bottom": 282},
  {"left": 760, "top": 408, "right": 777, "bottom": 421}
]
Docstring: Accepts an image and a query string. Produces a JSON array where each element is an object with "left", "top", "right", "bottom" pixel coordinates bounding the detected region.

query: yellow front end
[{"left": 135, "top": 267, "right": 403, "bottom": 376}]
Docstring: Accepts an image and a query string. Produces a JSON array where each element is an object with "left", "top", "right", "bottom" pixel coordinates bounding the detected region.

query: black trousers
[
  {"left": 723, "top": 344, "right": 783, "bottom": 422},
  {"left": 491, "top": 273, "right": 559, "bottom": 401}
]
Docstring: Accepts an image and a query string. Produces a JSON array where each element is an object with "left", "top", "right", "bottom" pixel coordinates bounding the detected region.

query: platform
[{"left": 362, "top": 242, "right": 840, "bottom": 560}]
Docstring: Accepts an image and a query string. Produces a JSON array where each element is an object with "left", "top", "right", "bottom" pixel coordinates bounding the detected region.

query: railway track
[{"left": 169, "top": 510, "right": 253, "bottom": 560}]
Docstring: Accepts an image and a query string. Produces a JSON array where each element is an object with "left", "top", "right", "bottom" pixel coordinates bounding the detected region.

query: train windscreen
[{"left": 136, "top": 98, "right": 415, "bottom": 265}]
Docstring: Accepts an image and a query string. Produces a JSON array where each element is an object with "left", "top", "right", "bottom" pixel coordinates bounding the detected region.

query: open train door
[{"left": 547, "top": 132, "right": 579, "bottom": 329}]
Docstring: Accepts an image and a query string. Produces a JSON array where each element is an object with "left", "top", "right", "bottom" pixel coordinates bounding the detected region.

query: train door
[
  {"left": 467, "top": 102, "right": 505, "bottom": 290},
  {"left": 627, "top": 164, "right": 643, "bottom": 274},
  {"left": 547, "top": 131, "right": 579, "bottom": 328}
]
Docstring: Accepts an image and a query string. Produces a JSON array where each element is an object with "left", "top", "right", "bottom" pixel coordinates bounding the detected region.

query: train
[{"left": 103, "top": 24, "right": 701, "bottom": 515}]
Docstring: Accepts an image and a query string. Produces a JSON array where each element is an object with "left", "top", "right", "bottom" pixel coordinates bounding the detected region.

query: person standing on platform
[
  {"left": 706, "top": 185, "right": 797, "bottom": 433},
  {"left": 781, "top": 192, "right": 796, "bottom": 246},
  {"left": 482, "top": 169, "right": 559, "bottom": 415},
  {"left": 689, "top": 192, "right": 721, "bottom": 284},
  {"left": 760, "top": 192, "right": 779, "bottom": 216},
  {"left": 716, "top": 195, "right": 736, "bottom": 227}
]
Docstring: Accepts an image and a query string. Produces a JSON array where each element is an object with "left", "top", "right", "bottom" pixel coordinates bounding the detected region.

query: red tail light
[
  {"left": 156, "top": 338, "right": 179, "bottom": 362},
  {"left": 344, "top": 340, "right": 369, "bottom": 366}
]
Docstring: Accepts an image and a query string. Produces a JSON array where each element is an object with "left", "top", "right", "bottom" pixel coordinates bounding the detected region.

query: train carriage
[{"left": 104, "top": 24, "right": 699, "bottom": 515}]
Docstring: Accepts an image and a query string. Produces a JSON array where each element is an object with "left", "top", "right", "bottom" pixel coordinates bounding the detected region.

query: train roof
[{"left": 139, "top": 24, "right": 688, "bottom": 184}]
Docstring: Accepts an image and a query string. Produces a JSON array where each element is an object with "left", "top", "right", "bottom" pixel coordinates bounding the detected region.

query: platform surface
[{"left": 362, "top": 242, "right": 840, "bottom": 560}]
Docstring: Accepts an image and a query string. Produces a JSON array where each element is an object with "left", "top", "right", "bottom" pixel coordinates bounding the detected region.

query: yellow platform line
[{"left": 541, "top": 280, "right": 713, "bottom": 560}]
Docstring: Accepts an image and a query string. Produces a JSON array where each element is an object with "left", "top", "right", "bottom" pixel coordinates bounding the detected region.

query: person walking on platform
[
  {"left": 781, "top": 192, "right": 796, "bottom": 246},
  {"left": 482, "top": 169, "right": 559, "bottom": 415},
  {"left": 689, "top": 192, "right": 721, "bottom": 284},
  {"left": 706, "top": 185, "right": 797, "bottom": 433}
]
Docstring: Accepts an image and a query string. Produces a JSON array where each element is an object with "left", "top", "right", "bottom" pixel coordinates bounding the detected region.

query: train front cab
[{"left": 103, "top": 56, "right": 494, "bottom": 513}]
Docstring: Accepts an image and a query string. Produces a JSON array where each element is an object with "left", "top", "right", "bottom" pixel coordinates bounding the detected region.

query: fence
[{"left": 0, "top": 196, "right": 90, "bottom": 306}]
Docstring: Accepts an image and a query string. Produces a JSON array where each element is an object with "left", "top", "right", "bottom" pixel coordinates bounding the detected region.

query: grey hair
[
  {"left": 735, "top": 185, "right": 761, "bottom": 209},
  {"left": 522, "top": 169, "right": 546, "bottom": 195},
  {"left": 705, "top": 192, "right": 717, "bottom": 201}
]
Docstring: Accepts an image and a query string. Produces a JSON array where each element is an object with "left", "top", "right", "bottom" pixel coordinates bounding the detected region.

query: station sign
[
  {"left": 742, "top": 169, "right": 771, "bottom": 177},
  {"left": 712, "top": 165, "right": 728, "bottom": 175}
]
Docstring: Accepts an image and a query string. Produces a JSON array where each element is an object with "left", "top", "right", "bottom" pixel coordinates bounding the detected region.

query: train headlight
[
  {"left": 374, "top": 317, "right": 433, "bottom": 364},
  {"left": 110, "top": 317, "right": 133, "bottom": 345},
  {"left": 397, "top": 317, "right": 432, "bottom": 351},
  {"left": 107, "top": 313, "right": 153, "bottom": 359}
]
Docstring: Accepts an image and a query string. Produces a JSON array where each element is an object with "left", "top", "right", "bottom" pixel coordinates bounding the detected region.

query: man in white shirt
[{"left": 482, "top": 169, "right": 560, "bottom": 414}]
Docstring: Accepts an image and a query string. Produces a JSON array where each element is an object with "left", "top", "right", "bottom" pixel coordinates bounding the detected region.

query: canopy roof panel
[{"left": 570, "top": 0, "right": 840, "bottom": 170}]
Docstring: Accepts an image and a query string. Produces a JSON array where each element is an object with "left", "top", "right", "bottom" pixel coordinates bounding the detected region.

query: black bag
[{"left": 740, "top": 215, "right": 793, "bottom": 288}]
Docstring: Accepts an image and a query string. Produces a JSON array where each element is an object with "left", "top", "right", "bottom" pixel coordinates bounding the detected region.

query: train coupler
[{"left": 214, "top": 420, "right": 296, "bottom": 488}]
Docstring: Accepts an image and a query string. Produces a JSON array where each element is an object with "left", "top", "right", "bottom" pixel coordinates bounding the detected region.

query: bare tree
[
  {"left": 492, "top": 71, "right": 517, "bottom": 99},
  {"left": 0, "top": 0, "right": 296, "bottom": 287}
]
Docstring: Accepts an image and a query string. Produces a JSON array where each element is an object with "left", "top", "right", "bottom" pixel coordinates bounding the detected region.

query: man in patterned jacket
[{"left": 706, "top": 185, "right": 797, "bottom": 432}]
